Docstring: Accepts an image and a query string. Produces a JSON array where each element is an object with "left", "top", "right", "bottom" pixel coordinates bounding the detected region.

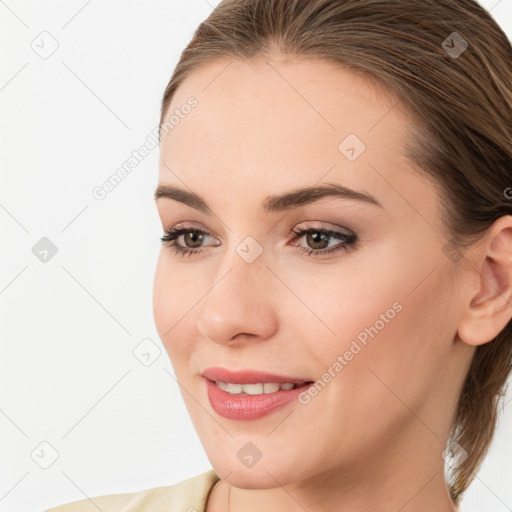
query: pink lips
[{"left": 202, "top": 367, "right": 314, "bottom": 420}]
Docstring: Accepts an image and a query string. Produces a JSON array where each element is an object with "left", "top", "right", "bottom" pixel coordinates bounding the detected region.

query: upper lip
[{"left": 202, "top": 367, "right": 313, "bottom": 384}]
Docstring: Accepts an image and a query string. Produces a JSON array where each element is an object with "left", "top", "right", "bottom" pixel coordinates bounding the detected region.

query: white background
[{"left": 0, "top": 1, "right": 511, "bottom": 511}]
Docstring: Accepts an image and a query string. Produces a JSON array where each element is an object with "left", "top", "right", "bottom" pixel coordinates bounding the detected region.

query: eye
[
  {"left": 160, "top": 224, "right": 218, "bottom": 258},
  {"left": 290, "top": 223, "right": 358, "bottom": 258}
]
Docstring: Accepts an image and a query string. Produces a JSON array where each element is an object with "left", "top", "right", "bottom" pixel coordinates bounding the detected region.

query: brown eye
[
  {"left": 182, "top": 231, "right": 205, "bottom": 248},
  {"left": 290, "top": 225, "right": 358, "bottom": 258},
  {"left": 305, "top": 231, "right": 330, "bottom": 250},
  {"left": 160, "top": 225, "right": 219, "bottom": 257}
]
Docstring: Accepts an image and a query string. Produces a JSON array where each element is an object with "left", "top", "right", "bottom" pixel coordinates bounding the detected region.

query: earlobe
[{"left": 457, "top": 215, "right": 512, "bottom": 347}]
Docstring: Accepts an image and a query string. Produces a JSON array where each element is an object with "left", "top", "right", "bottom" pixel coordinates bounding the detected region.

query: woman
[{"left": 45, "top": 0, "right": 512, "bottom": 510}]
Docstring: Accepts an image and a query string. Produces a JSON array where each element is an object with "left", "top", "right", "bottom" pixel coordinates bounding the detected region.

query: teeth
[
  {"left": 243, "top": 383, "right": 263, "bottom": 395},
  {"left": 263, "top": 383, "right": 280, "bottom": 393},
  {"left": 215, "top": 381, "right": 301, "bottom": 395}
]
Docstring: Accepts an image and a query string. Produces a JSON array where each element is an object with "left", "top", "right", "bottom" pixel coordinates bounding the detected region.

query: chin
[{"left": 210, "top": 457, "right": 303, "bottom": 489}]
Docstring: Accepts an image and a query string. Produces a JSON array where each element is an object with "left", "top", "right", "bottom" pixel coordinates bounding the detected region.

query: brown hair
[{"left": 159, "top": 0, "right": 512, "bottom": 503}]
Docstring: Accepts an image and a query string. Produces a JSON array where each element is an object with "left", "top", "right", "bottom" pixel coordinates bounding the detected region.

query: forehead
[
  {"left": 158, "top": 56, "right": 438, "bottom": 224},
  {"left": 161, "top": 55, "right": 403, "bottom": 155}
]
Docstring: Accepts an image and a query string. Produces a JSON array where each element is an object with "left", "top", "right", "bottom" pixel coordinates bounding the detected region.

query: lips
[{"left": 202, "top": 367, "right": 315, "bottom": 420}]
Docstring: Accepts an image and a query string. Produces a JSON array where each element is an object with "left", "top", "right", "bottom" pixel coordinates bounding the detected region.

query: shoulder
[{"left": 43, "top": 469, "right": 220, "bottom": 512}]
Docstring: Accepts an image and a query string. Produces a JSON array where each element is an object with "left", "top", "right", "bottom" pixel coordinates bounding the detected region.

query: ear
[{"left": 457, "top": 215, "right": 512, "bottom": 346}]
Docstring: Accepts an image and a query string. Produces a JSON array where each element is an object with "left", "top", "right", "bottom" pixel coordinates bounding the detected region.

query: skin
[{"left": 153, "top": 54, "right": 512, "bottom": 512}]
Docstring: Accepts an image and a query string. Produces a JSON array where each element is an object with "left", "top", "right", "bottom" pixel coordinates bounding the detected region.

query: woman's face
[{"left": 153, "top": 56, "right": 472, "bottom": 491}]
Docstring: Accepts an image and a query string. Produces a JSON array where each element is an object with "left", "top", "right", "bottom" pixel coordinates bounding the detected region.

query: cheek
[
  {"left": 277, "top": 246, "right": 404, "bottom": 357},
  {"left": 152, "top": 253, "right": 197, "bottom": 363},
  {"left": 316, "top": 254, "right": 453, "bottom": 422},
  {"left": 290, "top": 240, "right": 450, "bottom": 384},
  {"left": 277, "top": 256, "right": 452, "bottom": 462}
]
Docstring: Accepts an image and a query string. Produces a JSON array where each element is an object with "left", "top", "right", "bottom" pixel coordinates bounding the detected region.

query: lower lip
[{"left": 205, "top": 378, "right": 313, "bottom": 420}]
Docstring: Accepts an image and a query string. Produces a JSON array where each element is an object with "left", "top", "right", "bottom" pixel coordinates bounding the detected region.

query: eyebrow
[{"left": 154, "top": 182, "right": 383, "bottom": 214}]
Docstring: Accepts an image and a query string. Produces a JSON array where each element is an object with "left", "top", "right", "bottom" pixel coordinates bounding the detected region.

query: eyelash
[{"left": 160, "top": 223, "right": 358, "bottom": 259}]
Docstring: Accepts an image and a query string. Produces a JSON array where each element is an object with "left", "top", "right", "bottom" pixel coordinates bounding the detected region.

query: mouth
[{"left": 202, "top": 367, "right": 315, "bottom": 419}]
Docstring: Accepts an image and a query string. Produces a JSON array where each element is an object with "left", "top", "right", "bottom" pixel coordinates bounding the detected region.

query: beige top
[{"left": 43, "top": 470, "right": 220, "bottom": 512}]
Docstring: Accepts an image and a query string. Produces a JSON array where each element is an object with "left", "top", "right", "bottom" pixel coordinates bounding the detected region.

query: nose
[{"left": 196, "top": 248, "right": 279, "bottom": 346}]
